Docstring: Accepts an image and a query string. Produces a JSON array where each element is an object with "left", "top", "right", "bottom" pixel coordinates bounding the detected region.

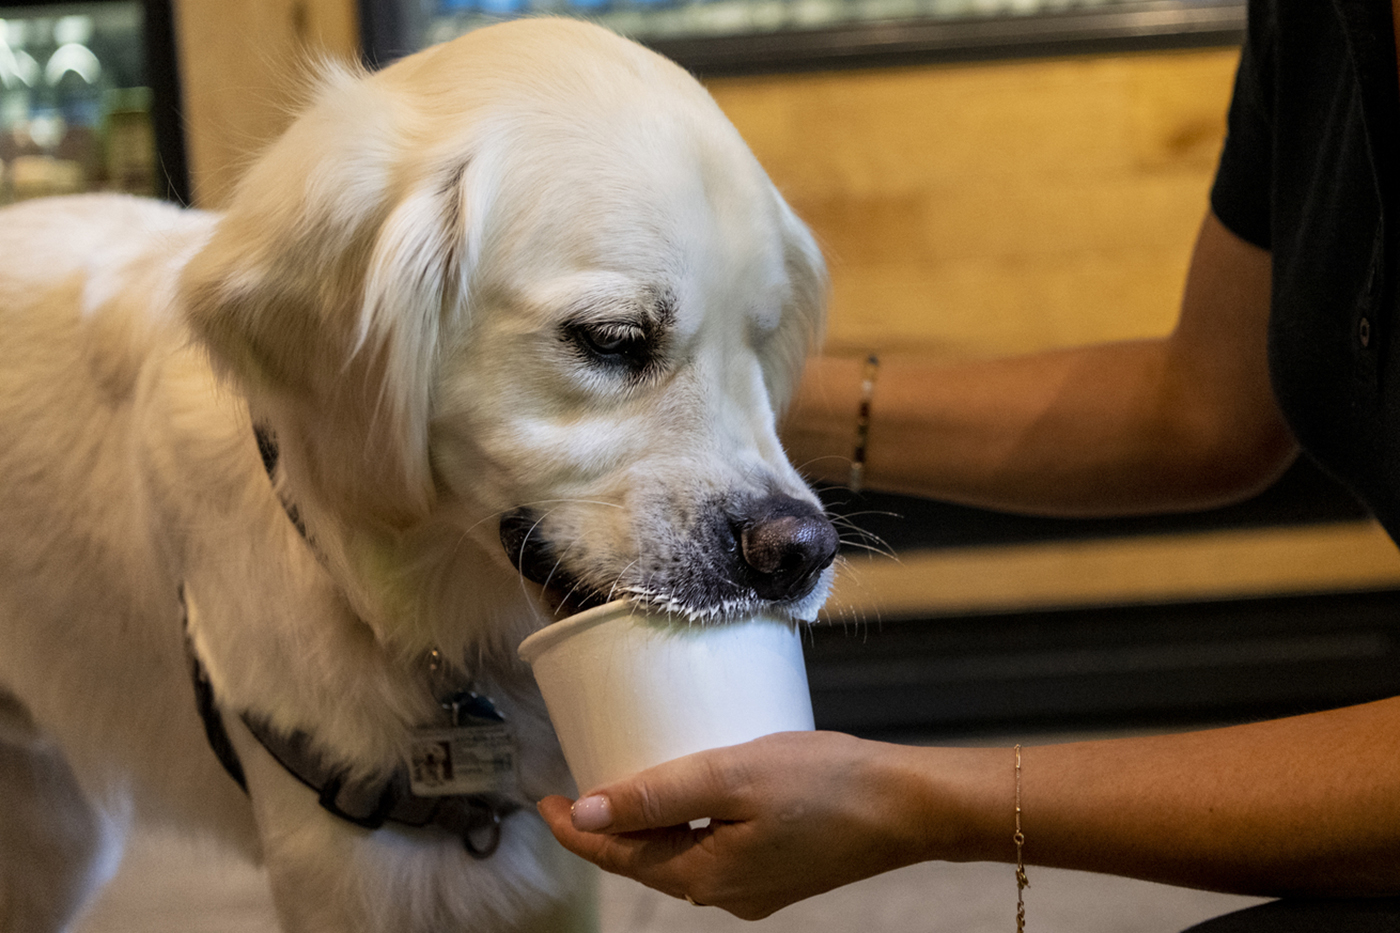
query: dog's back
[
  {"left": 0, "top": 195, "right": 260, "bottom": 930},
  {"left": 0, "top": 195, "right": 208, "bottom": 717}
]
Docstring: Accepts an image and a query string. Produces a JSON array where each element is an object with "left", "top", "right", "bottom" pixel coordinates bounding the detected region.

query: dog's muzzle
[{"left": 499, "top": 492, "right": 839, "bottom": 614}]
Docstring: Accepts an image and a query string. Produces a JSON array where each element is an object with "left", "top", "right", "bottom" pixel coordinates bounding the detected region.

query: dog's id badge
[{"left": 407, "top": 723, "right": 517, "bottom": 797}]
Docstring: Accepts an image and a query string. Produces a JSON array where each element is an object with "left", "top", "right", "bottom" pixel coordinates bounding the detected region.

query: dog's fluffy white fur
[{"left": 0, "top": 18, "right": 829, "bottom": 932}]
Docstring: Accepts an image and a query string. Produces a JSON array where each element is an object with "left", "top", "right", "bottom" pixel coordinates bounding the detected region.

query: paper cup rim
[{"left": 516, "top": 599, "right": 645, "bottom": 666}]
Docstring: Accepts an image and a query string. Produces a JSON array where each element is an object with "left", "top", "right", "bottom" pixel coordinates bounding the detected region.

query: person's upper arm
[
  {"left": 1160, "top": 210, "right": 1295, "bottom": 501},
  {"left": 1152, "top": 1, "right": 1294, "bottom": 500}
]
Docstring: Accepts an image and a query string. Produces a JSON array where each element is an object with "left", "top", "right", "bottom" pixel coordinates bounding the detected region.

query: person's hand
[{"left": 536, "top": 731, "right": 976, "bottom": 920}]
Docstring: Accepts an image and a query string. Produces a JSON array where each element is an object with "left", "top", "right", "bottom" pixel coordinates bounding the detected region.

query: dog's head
[{"left": 182, "top": 19, "right": 834, "bottom": 651}]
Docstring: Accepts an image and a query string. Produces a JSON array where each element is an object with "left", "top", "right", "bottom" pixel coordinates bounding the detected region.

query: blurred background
[{"left": 0, "top": 1, "right": 174, "bottom": 204}]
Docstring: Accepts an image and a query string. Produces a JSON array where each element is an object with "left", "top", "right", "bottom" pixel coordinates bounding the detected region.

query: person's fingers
[
  {"left": 536, "top": 795, "right": 580, "bottom": 837},
  {"left": 537, "top": 795, "right": 714, "bottom": 894},
  {"left": 568, "top": 792, "right": 613, "bottom": 830},
  {"left": 568, "top": 747, "right": 752, "bottom": 834}
]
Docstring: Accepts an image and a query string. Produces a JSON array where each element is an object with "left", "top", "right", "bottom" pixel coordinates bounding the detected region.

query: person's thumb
[{"left": 568, "top": 748, "right": 740, "bottom": 834}]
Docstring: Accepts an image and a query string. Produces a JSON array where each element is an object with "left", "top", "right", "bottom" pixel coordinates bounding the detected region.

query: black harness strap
[
  {"left": 181, "top": 585, "right": 247, "bottom": 793},
  {"left": 252, "top": 424, "right": 308, "bottom": 540},
  {"left": 179, "top": 424, "right": 520, "bottom": 857},
  {"left": 236, "top": 702, "right": 516, "bottom": 858}
]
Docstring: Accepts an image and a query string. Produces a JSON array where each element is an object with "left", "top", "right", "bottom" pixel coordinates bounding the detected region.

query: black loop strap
[{"left": 317, "top": 770, "right": 399, "bottom": 830}]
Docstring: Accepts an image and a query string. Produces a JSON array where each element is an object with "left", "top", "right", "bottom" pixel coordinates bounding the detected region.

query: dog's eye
[{"left": 566, "top": 320, "right": 652, "bottom": 370}]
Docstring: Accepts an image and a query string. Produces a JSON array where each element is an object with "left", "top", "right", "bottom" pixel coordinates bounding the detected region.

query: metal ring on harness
[{"left": 463, "top": 806, "right": 504, "bottom": 859}]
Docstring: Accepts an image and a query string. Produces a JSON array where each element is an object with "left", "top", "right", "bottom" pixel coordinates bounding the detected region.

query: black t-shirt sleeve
[{"left": 1210, "top": 1, "right": 1275, "bottom": 250}]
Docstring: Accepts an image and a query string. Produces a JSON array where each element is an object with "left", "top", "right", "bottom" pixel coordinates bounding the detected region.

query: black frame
[
  {"left": 807, "top": 588, "right": 1400, "bottom": 739},
  {"left": 650, "top": 0, "right": 1247, "bottom": 77},
  {"left": 359, "top": 0, "right": 1245, "bottom": 75},
  {"left": 140, "top": 0, "right": 186, "bottom": 203}
]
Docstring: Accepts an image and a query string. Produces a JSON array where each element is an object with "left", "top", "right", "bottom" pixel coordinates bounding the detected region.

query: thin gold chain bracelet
[
  {"left": 848, "top": 353, "right": 878, "bottom": 493},
  {"left": 1015, "top": 744, "right": 1028, "bottom": 932}
]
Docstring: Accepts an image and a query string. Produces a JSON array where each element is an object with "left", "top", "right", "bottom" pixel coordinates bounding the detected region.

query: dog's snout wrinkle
[{"left": 738, "top": 495, "right": 838, "bottom": 602}]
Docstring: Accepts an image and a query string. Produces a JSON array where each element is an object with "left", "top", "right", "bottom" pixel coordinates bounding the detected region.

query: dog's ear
[
  {"left": 180, "top": 64, "right": 477, "bottom": 528},
  {"left": 769, "top": 191, "right": 829, "bottom": 413}
]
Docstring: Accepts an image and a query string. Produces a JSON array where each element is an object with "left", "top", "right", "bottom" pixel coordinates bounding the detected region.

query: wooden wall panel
[
  {"left": 705, "top": 48, "right": 1241, "bottom": 359},
  {"left": 172, "top": 0, "right": 360, "bottom": 209}
]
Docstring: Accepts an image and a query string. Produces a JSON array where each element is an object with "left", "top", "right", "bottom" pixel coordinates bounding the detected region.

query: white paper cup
[{"left": 517, "top": 600, "right": 814, "bottom": 793}]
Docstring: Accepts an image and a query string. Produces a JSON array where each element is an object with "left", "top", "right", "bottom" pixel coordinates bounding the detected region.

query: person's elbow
[{"left": 1165, "top": 400, "right": 1300, "bottom": 510}]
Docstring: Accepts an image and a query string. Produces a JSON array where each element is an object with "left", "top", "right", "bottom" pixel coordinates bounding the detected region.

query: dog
[{"left": 0, "top": 16, "right": 836, "bottom": 933}]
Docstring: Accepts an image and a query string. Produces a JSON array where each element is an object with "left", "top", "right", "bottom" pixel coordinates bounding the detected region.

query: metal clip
[
  {"left": 462, "top": 806, "right": 504, "bottom": 859},
  {"left": 444, "top": 690, "right": 505, "bottom": 727}
]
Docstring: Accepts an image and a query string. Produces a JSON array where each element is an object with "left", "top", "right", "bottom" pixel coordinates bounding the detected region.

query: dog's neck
[{"left": 253, "top": 420, "right": 487, "bottom": 701}]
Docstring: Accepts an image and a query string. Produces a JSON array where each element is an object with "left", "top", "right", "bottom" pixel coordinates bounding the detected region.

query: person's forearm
[
  {"left": 787, "top": 346, "right": 1193, "bottom": 512},
  {"left": 783, "top": 212, "right": 1297, "bottom": 516},
  {"left": 915, "top": 698, "right": 1400, "bottom": 895},
  {"left": 536, "top": 701, "right": 1400, "bottom": 917},
  {"left": 783, "top": 343, "right": 1293, "bottom": 516}
]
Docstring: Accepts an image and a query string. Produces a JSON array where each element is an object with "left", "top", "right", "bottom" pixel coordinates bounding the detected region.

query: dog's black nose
[{"left": 739, "top": 494, "right": 839, "bottom": 602}]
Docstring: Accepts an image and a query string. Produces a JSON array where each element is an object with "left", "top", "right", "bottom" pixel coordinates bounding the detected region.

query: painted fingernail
[{"left": 571, "top": 795, "right": 613, "bottom": 831}]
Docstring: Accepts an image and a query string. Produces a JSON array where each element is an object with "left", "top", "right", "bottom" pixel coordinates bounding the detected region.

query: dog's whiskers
[
  {"left": 509, "top": 506, "right": 567, "bottom": 606},
  {"left": 544, "top": 538, "right": 591, "bottom": 618},
  {"left": 553, "top": 573, "right": 597, "bottom": 619},
  {"left": 603, "top": 559, "right": 642, "bottom": 606},
  {"left": 537, "top": 530, "right": 581, "bottom": 595},
  {"left": 836, "top": 536, "right": 898, "bottom": 560},
  {"left": 826, "top": 510, "right": 896, "bottom": 560},
  {"left": 817, "top": 554, "right": 881, "bottom": 637}
]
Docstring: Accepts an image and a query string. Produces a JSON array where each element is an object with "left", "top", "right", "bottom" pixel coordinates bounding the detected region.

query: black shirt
[{"left": 1211, "top": 0, "right": 1400, "bottom": 540}]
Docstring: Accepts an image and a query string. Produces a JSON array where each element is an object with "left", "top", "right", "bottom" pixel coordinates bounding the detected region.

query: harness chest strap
[{"left": 177, "top": 423, "right": 523, "bottom": 858}]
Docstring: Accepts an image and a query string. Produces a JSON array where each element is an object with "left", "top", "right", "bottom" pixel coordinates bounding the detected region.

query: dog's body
[{"left": 0, "top": 19, "right": 831, "bottom": 932}]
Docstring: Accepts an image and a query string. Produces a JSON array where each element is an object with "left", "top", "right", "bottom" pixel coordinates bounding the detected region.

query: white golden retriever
[{"left": 0, "top": 16, "right": 836, "bottom": 933}]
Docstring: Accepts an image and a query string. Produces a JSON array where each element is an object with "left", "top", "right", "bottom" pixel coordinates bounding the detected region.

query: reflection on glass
[{"left": 0, "top": 3, "right": 154, "bottom": 205}]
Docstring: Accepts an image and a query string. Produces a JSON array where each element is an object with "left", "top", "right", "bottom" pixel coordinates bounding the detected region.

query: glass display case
[
  {"left": 0, "top": 0, "right": 183, "bottom": 205},
  {"left": 361, "top": 0, "right": 1245, "bottom": 74}
]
